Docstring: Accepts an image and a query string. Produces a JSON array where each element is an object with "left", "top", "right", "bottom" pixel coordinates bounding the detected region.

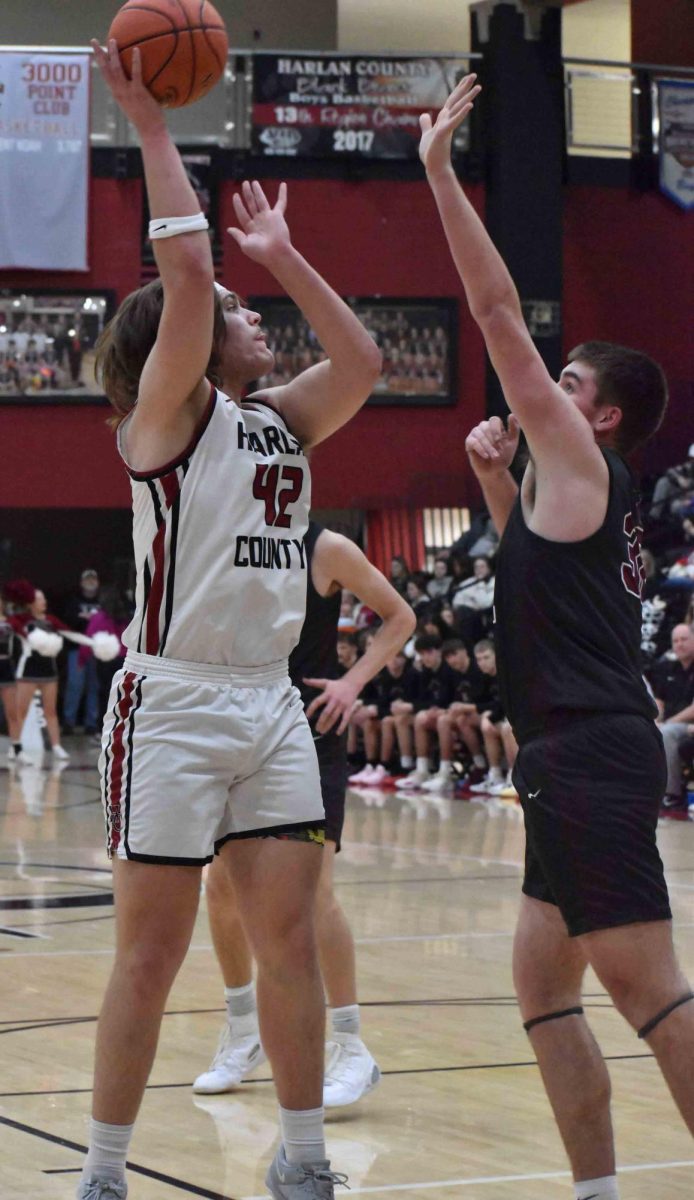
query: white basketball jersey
[{"left": 118, "top": 386, "right": 311, "bottom": 668}]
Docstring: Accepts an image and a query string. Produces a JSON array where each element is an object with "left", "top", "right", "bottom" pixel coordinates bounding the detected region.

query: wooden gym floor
[{"left": 1, "top": 743, "right": 693, "bottom": 1199}]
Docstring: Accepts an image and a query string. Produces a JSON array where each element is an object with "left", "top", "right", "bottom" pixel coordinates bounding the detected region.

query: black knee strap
[
  {"left": 637, "top": 991, "right": 694, "bottom": 1040},
  {"left": 523, "top": 1006, "right": 584, "bottom": 1034}
]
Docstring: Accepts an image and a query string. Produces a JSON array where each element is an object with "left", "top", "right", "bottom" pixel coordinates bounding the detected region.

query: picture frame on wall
[
  {"left": 249, "top": 296, "right": 458, "bottom": 407},
  {"left": 0, "top": 288, "right": 115, "bottom": 404}
]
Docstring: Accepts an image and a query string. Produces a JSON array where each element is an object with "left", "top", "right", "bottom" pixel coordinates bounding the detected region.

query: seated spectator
[
  {"left": 348, "top": 650, "right": 413, "bottom": 785},
  {"left": 337, "top": 591, "right": 358, "bottom": 633},
  {"left": 649, "top": 447, "right": 694, "bottom": 523},
  {"left": 650, "top": 623, "right": 694, "bottom": 815},
  {"left": 389, "top": 555, "right": 410, "bottom": 597},
  {"left": 393, "top": 633, "right": 461, "bottom": 789},
  {"left": 426, "top": 639, "right": 492, "bottom": 792},
  {"left": 427, "top": 555, "right": 452, "bottom": 600},
  {"left": 405, "top": 573, "right": 431, "bottom": 618},
  {"left": 463, "top": 640, "right": 517, "bottom": 796},
  {"left": 451, "top": 555, "right": 495, "bottom": 642},
  {"left": 640, "top": 547, "right": 689, "bottom": 666},
  {"left": 337, "top": 633, "right": 360, "bottom": 672}
]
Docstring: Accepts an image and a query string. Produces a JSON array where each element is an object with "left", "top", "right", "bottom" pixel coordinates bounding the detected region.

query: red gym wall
[{"left": 0, "top": 173, "right": 691, "bottom": 511}]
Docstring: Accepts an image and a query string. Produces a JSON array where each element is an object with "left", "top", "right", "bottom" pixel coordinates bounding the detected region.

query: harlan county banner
[
  {"left": 657, "top": 79, "right": 694, "bottom": 212},
  {"left": 0, "top": 52, "right": 90, "bottom": 269},
  {"left": 252, "top": 54, "right": 471, "bottom": 159}
]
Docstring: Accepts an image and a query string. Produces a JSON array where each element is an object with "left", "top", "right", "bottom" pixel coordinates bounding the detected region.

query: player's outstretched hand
[
  {"left": 419, "top": 73, "right": 481, "bottom": 178},
  {"left": 227, "top": 181, "right": 292, "bottom": 267},
  {"left": 90, "top": 39, "right": 165, "bottom": 136},
  {"left": 465, "top": 414, "right": 521, "bottom": 479},
  {"left": 304, "top": 676, "right": 361, "bottom": 736}
]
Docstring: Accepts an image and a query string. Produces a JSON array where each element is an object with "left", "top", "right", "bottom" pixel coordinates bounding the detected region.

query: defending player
[
  {"left": 79, "top": 40, "right": 381, "bottom": 1200},
  {"left": 421, "top": 76, "right": 694, "bottom": 1199},
  {"left": 193, "top": 523, "right": 415, "bottom": 1105}
]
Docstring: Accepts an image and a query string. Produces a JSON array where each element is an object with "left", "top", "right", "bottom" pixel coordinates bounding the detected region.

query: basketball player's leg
[
  {"left": 221, "top": 835, "right": 325, "bottom": 1111},
  {"left": 315, "top": 840, "right": 355, "bottom": 1007},
  {"left": 380, "top": 714, "right": 397, "bottom": 765},
  {"left": 393, "top": 709, "right": 414, "bottom": 764},
  {"left": 513, "top": 894, "right": 616, "bottom": 1182},
  {"left": 193, "top": 855, "right": 265, "bottom": 1095},
  {"left": 14, "top": 679, "right": 37, "bottom": 733},
  {"left": 580, "top": 920, "right": 694, "bottom": 1131},
  {"left": 79, "top": 859, "right": 202, "bottom": 1193}
]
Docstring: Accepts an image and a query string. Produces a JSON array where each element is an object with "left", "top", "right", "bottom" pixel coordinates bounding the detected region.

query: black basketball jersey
[
  {"left": 494, "top": 448, "right": 657, "bottom": 743},
  {"left": 289, "top": 522, "right": 341, "bottom": 710}
]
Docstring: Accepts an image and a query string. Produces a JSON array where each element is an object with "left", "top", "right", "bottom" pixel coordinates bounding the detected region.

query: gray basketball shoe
[
  {"left": 77, "top": 1178, "right": 127, "bottom": 1200},
  {"left": 265, "top": 1144, "right": 349, "bottom": 1198}
]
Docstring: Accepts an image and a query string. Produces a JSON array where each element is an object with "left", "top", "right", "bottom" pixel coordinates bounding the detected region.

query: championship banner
[
  {"left": 252, "top": 54, "right": 470, "bottom": 159},
  {"left": 657, "top": 79, "right": 694, "bottom": 212},
  {"left": 0, "top": 52, "right": 90, "bottom": 269}
]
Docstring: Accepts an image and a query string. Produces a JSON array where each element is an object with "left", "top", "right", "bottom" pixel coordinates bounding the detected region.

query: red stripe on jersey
[
  {"left": 144, "top": 470, "right": 183, "bottom": 654},
  {"left": 106, "top": 672, "right": 136, "bottom": 855}
]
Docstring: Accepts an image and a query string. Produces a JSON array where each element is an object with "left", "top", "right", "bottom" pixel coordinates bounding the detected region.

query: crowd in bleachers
[
  {"left": 0, "top": 311, "right": 88, "bottom": 395},
  {"left": 339, "top": 447, "right": 694, "bottom": 814}
]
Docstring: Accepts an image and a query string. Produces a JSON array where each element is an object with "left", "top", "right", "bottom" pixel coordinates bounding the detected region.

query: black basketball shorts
[
  {"left": 315, "top": 729, "right": 348, "bottom": 851},
  {"left": 513, "top": 713, "right": 671, "bottom": 937}
]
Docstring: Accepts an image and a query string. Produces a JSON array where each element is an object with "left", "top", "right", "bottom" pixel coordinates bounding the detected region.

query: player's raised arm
[
  {"left": 420, "top": 77, "right": 603, "bottom": 478},
  {"left": 304, "top": 533, "right": 416, "bottom": 734},
  {"left": 227, "top": 181, "right": 382, "bottom": 448},
  {"left": 91, "top": 40, "right": 214, "bottom": 456}
]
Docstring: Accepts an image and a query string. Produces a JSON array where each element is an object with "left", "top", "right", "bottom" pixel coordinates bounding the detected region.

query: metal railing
[{"left": 2, "top": 46, "right": 693, "bottom": 157}]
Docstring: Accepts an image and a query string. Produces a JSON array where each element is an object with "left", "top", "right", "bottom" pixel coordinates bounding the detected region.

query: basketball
[{"left": 108, "top": 0, "right": 229, "bottom": 108}]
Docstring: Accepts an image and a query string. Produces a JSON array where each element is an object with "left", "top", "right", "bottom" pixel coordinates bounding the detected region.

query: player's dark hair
[
  {"left": 338, "top": 632, "right": 359, "bottom": 648},
  {"left": 414, "top": 633, "right": 442, "bottom": 652},
  {"left": 442, "top": 638, "right": 467, "bottom": 658},
  {"left": 96, "top": 279, "right": 227, "bottom": 428},
  {"left": 568, "top": 342, "right": 668, "bottom": 455}
]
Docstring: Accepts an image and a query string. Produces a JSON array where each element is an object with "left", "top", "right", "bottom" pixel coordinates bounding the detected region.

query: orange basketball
[{"left": 108, "top": 0, "right": 229, "bottom": 108}]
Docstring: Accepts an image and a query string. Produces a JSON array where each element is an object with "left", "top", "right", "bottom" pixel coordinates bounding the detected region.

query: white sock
[
  {"left": 331, "top": 1003, "right": 360, "bottom": 1036},
  {"left": 224, "top": 982, "right": 258, "bottom": 1036},
  {"left": 400, "top": 755, "right": 413, "bottom": 769},
  {"left": 416, "top": 757, "right": 429, "bottom": 774},
  {"left": 575, "top": 1176, "right": 619, "bottom": 1200},
  {"left": 489, "top": 766, "right": 504, "bottom": 782},
  {"left": 82, "top": 1118, "right": 134, "bottom": 1184},
  {"left": 473, "top": 754, "right": 486, "bottom": 768},
  {"left": 438, "top": 759, "right": 452, "bottom": 776},
  {"left": 279, "top": 1105, "right": 326, "bottom": 1165}
]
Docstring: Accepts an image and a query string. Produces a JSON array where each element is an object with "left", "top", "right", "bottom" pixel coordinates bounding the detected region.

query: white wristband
[{"left": 149, "top": 213, "right": 209, "bottom": 240}]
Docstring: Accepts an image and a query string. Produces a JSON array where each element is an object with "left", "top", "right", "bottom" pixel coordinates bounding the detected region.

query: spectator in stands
[
  {"left": 649, "top": 446, "right": 694, "bottom": 523},
  {"left": 348, "top": 650, "right": 413, "bottom": 785},
  {"left": 394, "top": 632, "right": 461, "bottom": 789},
  {"left": 80, "top": 586, "right": 130, "bottom": 729},
  {"left": 389, "top": 555, "right": 410, "bottom": 597},
  {"left": 405, "top": 573, "right": 431, "bottom": 619},
  {"left": 337, "top": 633, "right": 360, "bottom": 673},
  {"left": 451, "top": 555, "right": 495, "bottom": 643},
  {"left": 650, "top": 623, "right": 694, "bottom": 815},
  {"left": 450, "top": 507, "right": 499, "bottom": 560},
  {"left": 427, "top": 555, "right": 452, "bottom": 600},
  {"left": 62, "top": 568, "right": 102, "bottom": 734},
  {"left": 424, "top": 639, "right": 492, "bottom": 791}
]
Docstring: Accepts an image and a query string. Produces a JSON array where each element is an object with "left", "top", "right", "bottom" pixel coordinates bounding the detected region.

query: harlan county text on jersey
[{"left": 234, "top": 536, "right": 307, "bottom": 570}]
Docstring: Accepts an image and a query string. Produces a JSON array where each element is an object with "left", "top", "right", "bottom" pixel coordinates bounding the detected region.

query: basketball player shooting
[
  {"left": 78, "top": 38, "right": 381, "bottom": 1200},
  {"left": 420, "top": 75, "right": 694, "bottom": 1200}
]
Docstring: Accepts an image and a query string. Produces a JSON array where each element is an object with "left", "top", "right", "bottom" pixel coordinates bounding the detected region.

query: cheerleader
[
  {"left": 0, "top": 591, "right": 23, "bottom": 763},
  {"left": 5, "top": 579, "right": 70, "bottom": 761}
]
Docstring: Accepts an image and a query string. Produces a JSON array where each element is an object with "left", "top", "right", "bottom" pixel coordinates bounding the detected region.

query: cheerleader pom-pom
[
  {"left": 28, "top": 628, "right": 64, "bottom": 657},
  {"left": 92, "top": 632, "right": 121, "bottom": 662}
]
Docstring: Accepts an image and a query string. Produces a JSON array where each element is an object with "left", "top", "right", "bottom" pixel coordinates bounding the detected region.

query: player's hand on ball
[
  {"left": 419, "top": 74, "right": 481, "bottom": 177},
  {"left": 466, "top": 414, "right": 521, "bottom": 479},
  {"left": 304, "top": 676, "right": 361, "bottom": 736},
  {"left": 228, "top": 181, "right": 292, "bottom": 267},
  {"left": 90, "top": 39, "right": 165, "bottom": 134}
]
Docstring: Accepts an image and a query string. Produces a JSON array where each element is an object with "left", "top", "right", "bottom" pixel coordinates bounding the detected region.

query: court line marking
[
  {"left": 243, "top": 1159, "right": 694, "bottom": 1196},
  {"left": 342, "top": 841, "right": 524, "bottom": 868}
]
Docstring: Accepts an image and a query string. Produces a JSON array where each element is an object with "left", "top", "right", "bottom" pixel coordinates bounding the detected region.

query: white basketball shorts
[{"left": 99, "top": 652, "right": 325, "bottom": 864}]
